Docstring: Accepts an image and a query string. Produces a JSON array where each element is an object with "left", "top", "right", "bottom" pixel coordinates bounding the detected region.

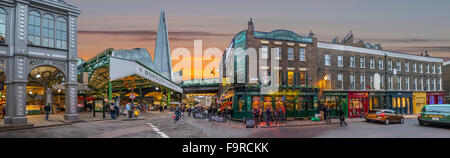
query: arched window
[
  {"left": 0, "top": 8, "right": 7, "bottom": 42},
  {"left": 42, "top": 14, "right": 55, "bottom": 48},
  {"left": 55, "top": 17, "right": 67, "bottom": 49},
  {"left": 28, "top": 11, "right": 41, "bottom": 46}
]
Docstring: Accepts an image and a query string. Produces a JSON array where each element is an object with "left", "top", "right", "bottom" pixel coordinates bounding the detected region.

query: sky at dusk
[{"left": 67, "top": 0, "right": 450, "bottom": 80}]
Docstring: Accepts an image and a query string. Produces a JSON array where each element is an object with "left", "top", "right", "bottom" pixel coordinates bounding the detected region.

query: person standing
[
  {"left": 44, "top": 103, "right": 51, "bottom": 120},
  {"left": 265, "top": 107, "right": 271, "bottom": 127},
  {"left": 339, "top": 107, "right": 347, "bottom": 126},
  {"left": 110, "top": 103, "right": 116, "bottom": 119},
  {"left": 326, "top": 106, "right": 331, "bottom": 123},
  {"left": 126, "top": 102, "right": 132, "bottom": 118}
]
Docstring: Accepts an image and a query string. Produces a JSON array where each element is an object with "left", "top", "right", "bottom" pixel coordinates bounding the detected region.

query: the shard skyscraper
[{"left": 153, "top": 10, "right": 173, "bottom": 80}]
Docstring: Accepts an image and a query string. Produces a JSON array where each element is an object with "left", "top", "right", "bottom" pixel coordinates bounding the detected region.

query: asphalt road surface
[{"left": 0, "top": 112, "right": 448, "bottom": 138}]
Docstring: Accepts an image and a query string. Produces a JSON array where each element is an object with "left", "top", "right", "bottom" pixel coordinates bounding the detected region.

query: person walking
[
  {"left": 2, "top": 105, "right": 6, "bottom": 119},
  {"left": 174, "top": 106, "right": 182, "bottom": 123},
  {"left": 110, "top": 103, "right": 116, "bottom": 119},
  {"left": 44, "top": 103, "right": 51, "bottom": 120},
  {"left": 339, "top": 107, "right": 347, "bottom": 126},
  {"left": 326, "top": 106, "right": 331, "bottom": 123}
]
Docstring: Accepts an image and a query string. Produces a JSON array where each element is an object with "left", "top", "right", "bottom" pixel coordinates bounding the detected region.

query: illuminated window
[
  {"left": 287, "top": 71, "right": 294, "bottom": 86},
  {"left": 300, "top": 71, "right": 306, "bottom": 86}
]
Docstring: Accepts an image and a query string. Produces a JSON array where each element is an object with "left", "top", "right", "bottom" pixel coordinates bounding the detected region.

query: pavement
[{"left": 0, "top": 112, "right": 419, "bottom": 132}]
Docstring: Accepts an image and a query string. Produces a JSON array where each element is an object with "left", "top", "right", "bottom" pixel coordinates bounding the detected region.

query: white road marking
[{"left": 146, "top": 123, "right": 170, "bottom": 138}]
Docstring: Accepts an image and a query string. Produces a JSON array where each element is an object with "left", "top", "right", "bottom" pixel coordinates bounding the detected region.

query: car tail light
[{"left": 378, "top": 113, "right": 386, "bottom": 117}]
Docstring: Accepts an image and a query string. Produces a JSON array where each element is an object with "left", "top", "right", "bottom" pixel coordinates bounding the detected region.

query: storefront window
[
  {"left": 296, "top": 97, "right": 304, "bottom": 111},
  {"left": 263, "top": 97, "right": 272, "bottom": 110},
  {"left": 276, "top": 97, "right": 284, "bottom": 110},
  {"left": 252, "top": 96, "right": 261, "bottom": 109}
]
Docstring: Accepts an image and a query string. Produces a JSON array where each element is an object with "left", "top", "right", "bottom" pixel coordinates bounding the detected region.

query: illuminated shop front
[
  {"left": 369, "top": 92, "right": 386, "bottom": 110},
  {"left": 324, "top": 91, "right": 348, "bottom": 118},
  {"left": 347, "top": 92, "right": 369, "bottom": 118},
  {"left": 426, "top": 92, "right": 444, "bottom": 105},
  {"left": 412, "top": 92, "right": 427, "bottom": 114},
  {"left": 387, "top": 92, "right": 412, "bottom": 114},
  {"left": 231, "top": 87, "right": 319, "bottom": 120}
]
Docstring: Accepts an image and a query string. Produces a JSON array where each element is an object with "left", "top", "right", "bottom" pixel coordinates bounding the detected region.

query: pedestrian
[
  {"left": 326, "top": 106, "right": 331, "bottom": 123},
  {"left": 115, "top": 103, "right": 120, "bottom": 118},
  {"left": 339, "top": 107, "right": 347, "bottom": 126},
  {"left": 174, "top": 105, "right": 182, "bottom": 123},
  {"left": 44, "top": 103, "right": 51, "bottom": 120},
  {"left": 278, "top": 107, "right": 283, "bottom": 125},
  {"left": 1, "top": 105, "right": 6, "bottom": 119},
  {"left": 110, "top": 103, "right": 116, "bottom": 119},
  {"left": 265, "top": 107, "right": 271, "bottom": 126},
  {"left": 126, "top": 102, "right": 132, "bottom": 118},
  {"left": 273, "top": 108, "right": 279, "bottom": 126},
  {"left": 187, "top": 106, "right": 191, "bottom": 117}
]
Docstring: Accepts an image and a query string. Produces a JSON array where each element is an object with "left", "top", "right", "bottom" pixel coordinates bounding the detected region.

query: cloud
[{"left": 78, "top": 30, "right": 233, "bottom": 37}]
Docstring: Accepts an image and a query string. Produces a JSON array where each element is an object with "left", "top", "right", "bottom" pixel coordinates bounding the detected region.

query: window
[
  {"left": 380, "top": 75, "right": 384, "bottom": 89},
  {"left": 405, "top": 77, "right": 409, "bottom": 90},
  {"left": 438, "top": 78, "right": 441, "bottom": 90},
  {"left": 337, "top": 55, "right": 343, "bottom": 67},
  {"left": 299, "top": 48, "right": 306, "bottom": 61},
  {"left": 350, "top": 56, "right": 355, "bottom": 67},
  {"left": 360, "top": 57, "right": 365, "bottom": 68},
  {"left": 261, "top": 45, "right": 268, "bottom": 59},
  {"left": 397, "top": 76, "right": 402, "bottom": 90},
  {"left": 28, "top": 11, "right": 41, "bottom": 46},
  {"left": 426, "top": 78, "right": 430, "bottom": 91},
  {"left": 0, "top": 8, "right": 6, "bottom": 41},
  {"left": 288, "top": 47, "right": 294, "bottom": 60},
  {"left": 324, "top": 54, "right": 331, "bottom": 66},
  {"left": 379, "top": 59, "right": 384, "bottom": 70},
  {"left": 396, "top": 61, "right": 401, "bottom": 71},
  {"left": 360, "top": 74, "right": 365, "bottom": 90},
  {"left": 413, "top": 63, "right": 416, "bottom": 72},
  {"left": 414, "top": 78, "right": 417, "bottom": 90},
  {"left": 437, "top": 65, "right": 441, "bottom": 74},
  {"left": 324, "top": 73, "right": 331, "bottom": 89},
  {"left": 299, "top": 71, "right": 306, "bottom": 86},
  {"left": 405, "top": 62, "right": 409, "bottom": 72},
  {"left": 419, "top": 64, "right": 423, "bottom": 73},
  {"left": 287, "top": 71, "right": 294, "bottom": 86},
  {"left": 426, "top": 64, "right": 429, "bottom": 73},
  {"left": 370, "top": 58, "right": 374, "bottom": 69},
  {"left": 420, "top": 78, "right": 424, "bottom": 91},
  {"left": 432, "top": 65, "right": 436, "bottom": 74},
  {"left": 350, "top": 74, "right": 355, "bottom": 90},
  {"left": 42, "top": 14, "right": 54, "bottom": 48},
  {"left": 370, "top": 74, "right": 374, "bottom": 89},
  {"left": 56, "top": 17, "right": 67, "bottom": 49},
  {"left": 337, "top": 74, "right": 343, "bottom": 90},
  {"left": 432, "top": 79, "right": 436, "bottom": 91},
  {"left": 387, "top": 60, "right": 392, "bottom": 70},
  {"left": 274, "top": 47, "right": 281, "bottom": 60}
]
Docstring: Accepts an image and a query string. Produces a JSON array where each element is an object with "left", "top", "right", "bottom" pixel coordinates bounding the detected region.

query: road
[{"left": 0, "top": 112, "right": 448, "bottom": 138}]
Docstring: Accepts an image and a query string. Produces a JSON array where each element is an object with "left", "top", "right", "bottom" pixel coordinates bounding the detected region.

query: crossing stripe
[{"left": 146, "top": 123, "right": 170, "bottom": 138}]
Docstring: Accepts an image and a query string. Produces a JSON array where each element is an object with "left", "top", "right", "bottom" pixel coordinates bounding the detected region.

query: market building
[
  {"left": 0, "top": 0, "right": 80, "bottom": 125},
  {"left": 77, "top": 10, "right": 182, "bottom": 112},
  {"left": 317, "top": 32, "right": 444, "bottom": 116},
  {"left": 219, "top": 19, "right": 320, "bottom": 120}
]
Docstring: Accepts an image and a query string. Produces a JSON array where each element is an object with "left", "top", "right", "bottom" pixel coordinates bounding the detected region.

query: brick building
[
  {"left": 444, "top": 60, "right": 450, "bottom": 103},
  {"left": 220, "top": 19, "right": 445, "bottom": 120}
]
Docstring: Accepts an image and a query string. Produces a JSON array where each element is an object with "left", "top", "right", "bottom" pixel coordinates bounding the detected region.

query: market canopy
[{"left": 109, "top": 57, "right": 183, "bottom": 93}]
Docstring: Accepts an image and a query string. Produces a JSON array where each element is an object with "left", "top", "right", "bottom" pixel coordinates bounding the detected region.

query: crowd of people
[{"left": 251, "top": 106, "right": 286, "bottom": 127}]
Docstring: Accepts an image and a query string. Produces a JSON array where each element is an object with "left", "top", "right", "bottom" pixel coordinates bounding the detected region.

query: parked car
[
  {"left": 418, "top": 104, "right": 450, "bottom": 126},
  {"left": 365, "top": 109, "right": 405, "bottom": 125}
]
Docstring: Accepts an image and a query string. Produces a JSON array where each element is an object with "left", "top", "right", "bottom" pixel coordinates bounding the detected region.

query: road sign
[{"left": 130, "top": 94, "right": 136, "bottom": 100}]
